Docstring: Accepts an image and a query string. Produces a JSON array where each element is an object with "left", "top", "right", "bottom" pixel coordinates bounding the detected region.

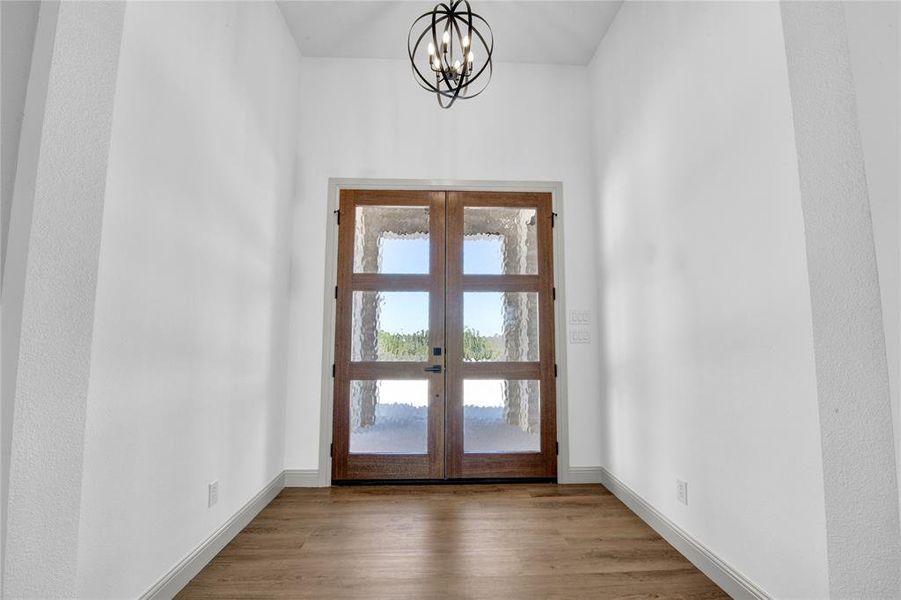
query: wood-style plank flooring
[{"left": 177, "top": 484, "right": 728, "bottom": 599}]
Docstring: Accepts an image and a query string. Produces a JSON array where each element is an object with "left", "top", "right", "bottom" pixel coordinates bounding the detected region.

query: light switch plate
[
  {"left": 569, "top": 325, "right": 590, "bottom": 344},
  {"left": 568, "top": 309, "right": 590, "bottom": 324},
  {"left": 568, "top": 310, "right": 591, "bottom": 344}
]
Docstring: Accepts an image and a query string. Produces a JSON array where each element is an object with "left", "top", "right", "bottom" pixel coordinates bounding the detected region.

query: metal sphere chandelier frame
[{"left": 407, "top": 0, "right": 494, "bottom": 109}]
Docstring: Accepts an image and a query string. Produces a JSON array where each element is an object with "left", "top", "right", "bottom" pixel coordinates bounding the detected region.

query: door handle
[{"left": 423, "top": 365, "right": 442, "bottom": 373}]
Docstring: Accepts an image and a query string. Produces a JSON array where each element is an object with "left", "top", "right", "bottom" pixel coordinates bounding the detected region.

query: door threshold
[{"left": 332, "top": 477, "right": 557, "bottom": 486}]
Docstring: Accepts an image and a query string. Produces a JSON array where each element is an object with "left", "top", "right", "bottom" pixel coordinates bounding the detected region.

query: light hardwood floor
[{"left": 177, "top": 484, "right": 728, "bottom": 599}]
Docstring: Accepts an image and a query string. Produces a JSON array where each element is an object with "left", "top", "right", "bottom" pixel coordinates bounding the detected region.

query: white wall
[
  {"left": 0, "top": 1, "right": 45, "bottom": 587},
  {"left": 286, "top": 57, "right": 604, "bottom": 472},
  {"left": 589, "top": 2, "right": 828, "bottom": 597},
  {"left": 844, "top": 0, "right": 901, "bottom": 530},
  {"left": 782, "top": 2, "right": 900, "bottom": 593},
  {"left": 1, "top": 0, "right": 40, "bottom": 279},
  {"left": 74, "top": 3, "right": 299, "bottom": 598},
  {"left": 3, "top": 3, "right": 124, "bottom": 595}
]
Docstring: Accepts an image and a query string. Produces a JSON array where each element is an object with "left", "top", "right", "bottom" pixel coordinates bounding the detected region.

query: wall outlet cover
[
  {"left": 676, "top": 479, "right": 688, "bottom": 505},
  {"left": 208, "top": 480, "right": 219, "bottom": 508}
]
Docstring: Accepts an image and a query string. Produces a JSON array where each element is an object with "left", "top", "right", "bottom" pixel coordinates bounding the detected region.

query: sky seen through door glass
[{"left": 378, "top": 237, "right": 505, "bottom": 335}]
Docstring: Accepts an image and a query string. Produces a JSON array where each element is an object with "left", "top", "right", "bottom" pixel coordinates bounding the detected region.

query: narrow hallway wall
[
  {"left": 74, "top": 3, "right": 301, "bottom": 598},
  {"left": 589, "top": 2, "right": 828, "bottom": 596}
]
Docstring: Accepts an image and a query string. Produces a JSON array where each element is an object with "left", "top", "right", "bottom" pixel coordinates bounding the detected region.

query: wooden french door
[{"left": 332, "top": 189, "right": 556, "bottom": 481}]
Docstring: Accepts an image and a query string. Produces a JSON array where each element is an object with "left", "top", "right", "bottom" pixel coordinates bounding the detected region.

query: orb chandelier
[{"left": 407, "top": 0, "right": 494, "bottom": 109}]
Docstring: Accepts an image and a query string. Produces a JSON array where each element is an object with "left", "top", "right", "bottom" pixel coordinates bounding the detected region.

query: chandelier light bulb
[
  {"left": 428, "top": 42, "right": 436, "bottom": 56},
  {"left": 442, "top": 30, "right": 450, "bottom": 46},
  {"left": 467, "top": 51, "right": 474, "bottom": 63},
  {"left": 462, "top": 35, "right": 471, "bottom": 48},
  {"left": 454, "top": 59, "right": 461, "bottom": 72}
]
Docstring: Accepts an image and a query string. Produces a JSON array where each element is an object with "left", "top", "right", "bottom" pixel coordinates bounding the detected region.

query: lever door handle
[{"left": 423, "top": 365, "right": 442, "bottom": 373}]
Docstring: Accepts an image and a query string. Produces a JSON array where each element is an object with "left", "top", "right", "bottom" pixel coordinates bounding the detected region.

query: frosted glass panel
[
  {"left": 351, "top": 292, "right": 429, "bottom": 362},
  {"left": 464, "top": 380, "right": 540, "bottom": 453},
  {"left": 463, "top": 207, "right": 538, "bottom": 274},
  {"left": 463, "top": 292, "right": 538, "bottom": 362},
  {"left": 350, "top": 380, "right": 428, "bottom": 454},
  {"left": 354, "top": 205, "right": 430, "bottom": 274}
]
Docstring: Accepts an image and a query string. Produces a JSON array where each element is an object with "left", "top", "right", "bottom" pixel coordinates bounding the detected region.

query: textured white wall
[
  {"left": 73, "top": 2, "right": 300, "bottom": 598},
  {"left": 2, "top": 2, "right": 125, "bottom": 596},
  {"left": 782, "top": 2, "right": 901, "bottom": 595},
  {"left": 0, "top": 0, "right": 40, "bottom": 280},
  {"left": 588, "top": 2, "right": 829, "bottom": 596},
  {"left": 844, "top": 0, "right": 901, "bottom": 532},
  {"left": 0, "top": 0, "right": 55, "bottom": 587},
  {"left": 286, "top": 58, "right": 603, "bottom": 471}
]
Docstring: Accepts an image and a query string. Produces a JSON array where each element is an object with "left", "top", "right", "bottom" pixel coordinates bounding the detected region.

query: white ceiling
[{"left": 277, "top": 1, "right": 623, "bottom": 66}]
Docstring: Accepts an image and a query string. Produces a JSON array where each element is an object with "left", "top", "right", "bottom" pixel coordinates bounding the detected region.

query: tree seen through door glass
[
  {"left": 350, "top": 291, "right": 504, "bottom": 362},
  {"left": 351, "top": 291, "right": 429, "bottom": 361},
  {"left": 463, "top": 292, "right": 539, "bottom": 362}
]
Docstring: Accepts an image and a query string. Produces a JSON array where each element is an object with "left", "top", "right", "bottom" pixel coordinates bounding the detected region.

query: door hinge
[
  {"left": 334, "top": 209, "right": 340, "bottom": 225},
  {"left": 330, "top": 442, "right": 334, "bottom": 457},
  {"left": 332, "top": 364, "right": 336, "bottom": 378},
  {"left": 556, "top": 441, "right": 559, "bottom": 456},
  {"left": 552, "top": 287, "right": 556, "bottom": 301},
  {"left": 334, "top": 286, "right": 338, "bottom": 299},
  {"left": 552, "top": 212, "right": 558, "bottom": 227},
  {"left": 554, "top": 364, "right": 558, "bottom": 377}
]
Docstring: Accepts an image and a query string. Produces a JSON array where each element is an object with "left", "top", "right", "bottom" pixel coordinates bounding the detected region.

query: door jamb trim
[{"left": 318, "top": 178, "right": 570, "bottom": 486}]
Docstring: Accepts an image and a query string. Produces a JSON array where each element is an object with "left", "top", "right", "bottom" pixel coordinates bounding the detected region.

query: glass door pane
[
  {"left": 463, "top": 207, "right": 538, "bottom": 274},
  {"left": 463, "top": 292, "right": 539, "bottom": 362},
  {"left": 353, "top": 205, "right": 430, "bottom": 274},
  {"left": 349, "top": 379, "right": 430, "bottom": 454},
  {"left": 463, "top": 379, "right": 540, "bottom": 453},
  {"left": 351, "top": 291, "right": 430, "bottom": 362}
]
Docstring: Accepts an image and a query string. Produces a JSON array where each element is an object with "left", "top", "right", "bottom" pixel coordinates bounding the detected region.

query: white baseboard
[
  {"left": 599, "top": 468, "right": 770, "bottom": 600},
  {"left": 139, "top": 472, "right": 285, "bottom": 600},
  {"left": 284, "top": 468, "right": 321, "bottom": 487},
  {"left": 560, "top": 466, "right": 604, "bottom": 484}
]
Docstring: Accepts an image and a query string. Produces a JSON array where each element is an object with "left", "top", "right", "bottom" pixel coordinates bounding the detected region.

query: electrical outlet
[
  {"left": 676, "top": 479, "right": 688, "bottom": 505},
  {"left": 208, "top": 480, "right": 219, "bottom": 508}
]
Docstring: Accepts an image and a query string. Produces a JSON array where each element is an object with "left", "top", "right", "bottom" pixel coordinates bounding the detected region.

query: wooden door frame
[{"left": 317, "top": 178, "right": 572, "bottom": 486}]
